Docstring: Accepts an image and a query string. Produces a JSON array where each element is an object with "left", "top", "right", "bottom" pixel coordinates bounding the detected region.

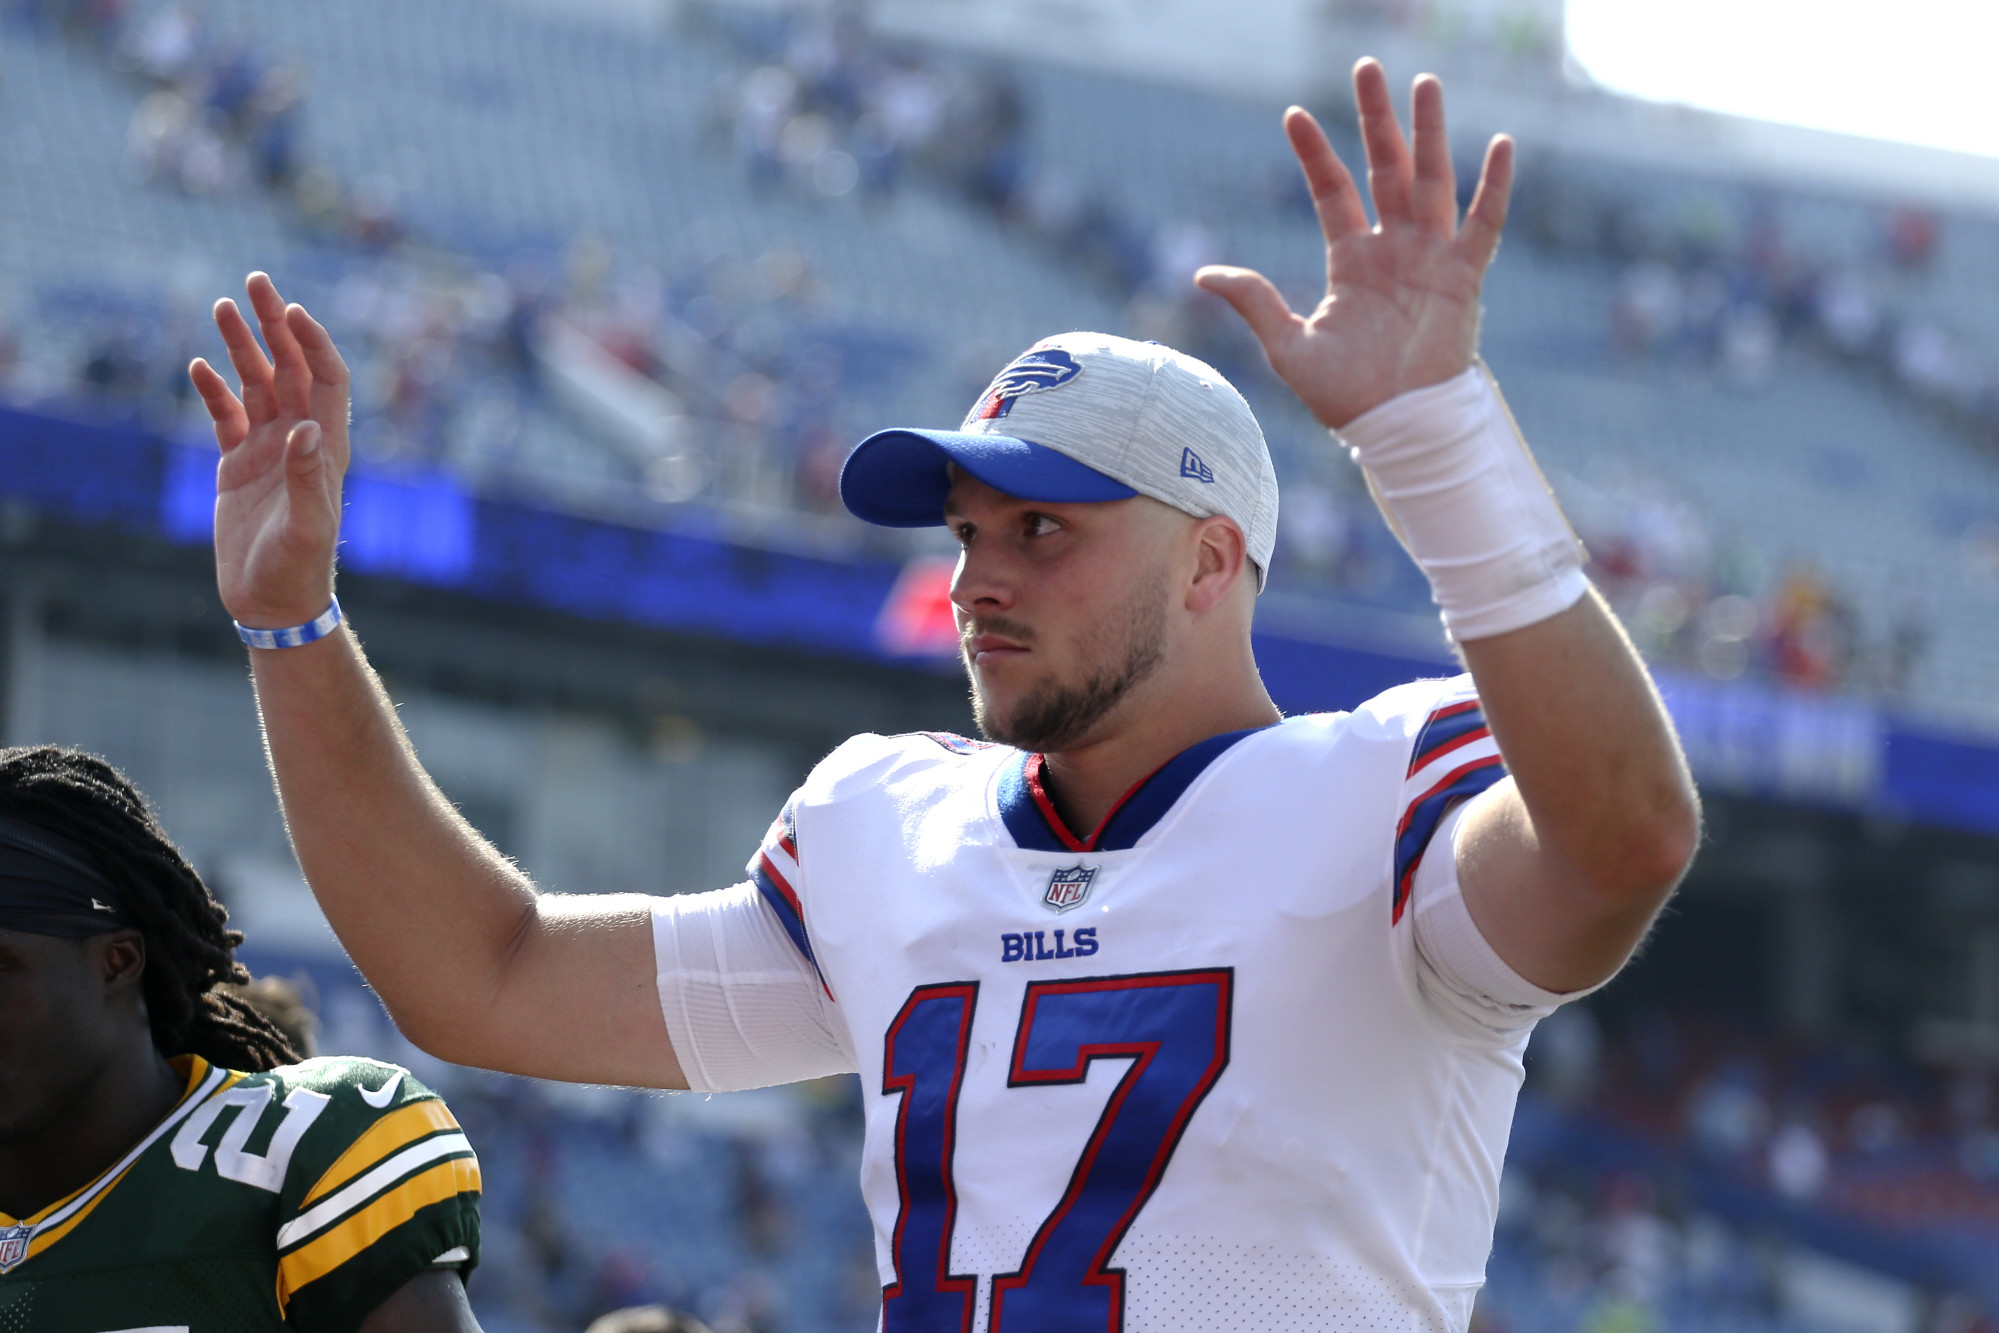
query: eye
[
  {"left": 1023, "top": 512, "right": 1062, "bottom": 538},
  {"left": 951, "top": 521, "right": 975, "bottom": 548}
]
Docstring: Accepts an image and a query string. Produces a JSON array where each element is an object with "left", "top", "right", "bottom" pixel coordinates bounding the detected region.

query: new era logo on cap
[{"left": 1180, "top": 448, "right": 1214, "bottom": 483}]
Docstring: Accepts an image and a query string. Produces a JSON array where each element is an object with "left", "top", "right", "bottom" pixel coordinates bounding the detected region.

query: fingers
[
  {"left": 282, "top": 421, "right": 338, "bottom": 551},
  {"left": 286, "top": 301, "right": 351, "bottom": 393},
  {"left": 188, "top": 357, "right": 249, "bottom": 450},
  {"left": 212, "top": 295, "right": 275, "bottom": 423},
  {"left": 1352, "top": 58, "right": 1412, "bottom": 226},
  {"left": 1457, "top": 134, "right": 1515, "bottom": 273},
  {"left": 1194, "top": 265, "right": 1302, "bottom": 353},
  {"left": 246, "top": 272, "right": 313, "bottom": 419},
  {"left": 285, "top": 419, "right": 326, "bottom": 489},
  {"left": 1283, "top": 107, "right": 1368, "bottom": 253},
  {"left": 1408, "top": 74, "right": 1457, "bottom": 234}
]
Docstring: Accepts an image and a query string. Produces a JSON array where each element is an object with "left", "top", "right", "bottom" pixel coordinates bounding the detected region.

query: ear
[
  {"left": 93, "top": 931, "right": 148, "bottom": 996},
  {"left": 1186, "top": 516, "right": 1249, "bottom": 614}
]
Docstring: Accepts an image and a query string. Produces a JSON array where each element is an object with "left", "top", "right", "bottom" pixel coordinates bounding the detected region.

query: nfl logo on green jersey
[{"left": 0, "top": 1224, "right": 28, "bottom": 1272}]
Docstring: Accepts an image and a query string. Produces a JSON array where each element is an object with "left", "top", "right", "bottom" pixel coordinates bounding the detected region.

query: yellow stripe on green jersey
[
  {"left": 276, "top": 1131, "right": 476, "bottom": 1251},
  {"left": 303, "top": 1098, "right": 460, "bottom": 1206},
  {"left": 276, "top": 1155, "right": 481, "bottom": 1312}
]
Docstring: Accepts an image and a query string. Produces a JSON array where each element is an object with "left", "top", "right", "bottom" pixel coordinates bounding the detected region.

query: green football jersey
[{"left": 0, "top": 1053, "right": 481, "bottom": 1333}]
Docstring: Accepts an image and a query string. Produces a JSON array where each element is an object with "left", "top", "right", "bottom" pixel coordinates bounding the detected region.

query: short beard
[{"left": 967, "top": 585, "right": 1168, "bottom": 753}]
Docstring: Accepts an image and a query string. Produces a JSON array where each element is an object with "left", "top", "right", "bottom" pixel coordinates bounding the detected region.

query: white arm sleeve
[
  {"left": 1410, "top": 802, "right": 1601, "bottom": 1042},
  {"left": 651, "top": 883, "right": 858, "bottom": 1093}
]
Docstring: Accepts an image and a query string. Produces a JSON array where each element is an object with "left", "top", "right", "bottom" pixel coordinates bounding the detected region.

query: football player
[
  {"left": 0, "top": 746, "right": 483, "bottom": 1331},
  {"left": 190, "top": 62, "right": 1698, "bottom": 1333}
]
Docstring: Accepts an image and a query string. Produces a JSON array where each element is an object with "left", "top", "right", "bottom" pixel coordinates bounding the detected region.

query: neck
[
  {"left": 0, "top": 1039, "right": 185, "bottom": 1220},
  {"left": 1038, "top": 670, "right": 1280, "bottom": 840}
]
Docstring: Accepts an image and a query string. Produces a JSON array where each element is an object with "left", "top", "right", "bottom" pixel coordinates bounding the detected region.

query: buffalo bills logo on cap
[{"left": 971, "top": 348, "right": 1082, "bottom": 421}]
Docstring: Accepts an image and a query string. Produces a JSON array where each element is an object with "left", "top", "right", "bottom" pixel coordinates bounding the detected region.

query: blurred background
[{"left": 3, "top": 0, "right": 1998, "bottom": 1328}]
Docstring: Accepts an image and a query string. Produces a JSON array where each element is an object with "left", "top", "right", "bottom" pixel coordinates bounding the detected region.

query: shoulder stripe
[
  {"left": 1394, "top": 691, "right": 1507, "bottom": 925},
  {"left": 1392, "top": 754, "right": 1506, "bottom": 923},
  {"left": 750, "top": 857, "right": 833, "bottom": 998},
  {"left": 275, "top": 1155, "right": 480, "bottom": 1311},
  {"left": 276, "top": 1132, "right": 475, "bottom": 1250},
  {"left": 303, "top": 1098, "right": 460, "bottom": 1206},
  {"left": 914, "top": 731, "right": 994, "bottom": 755},
  {"left": 1408, "top": 699, "right": 1487, "bottom": 776}
]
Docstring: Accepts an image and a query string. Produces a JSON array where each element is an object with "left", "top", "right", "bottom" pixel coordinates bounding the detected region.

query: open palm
[
  {"left": 1197, "top": 60, "right": 1512, "bottom": 430},
  {"left": 189, "top": 273, "right": 352, "bottom": 630}
]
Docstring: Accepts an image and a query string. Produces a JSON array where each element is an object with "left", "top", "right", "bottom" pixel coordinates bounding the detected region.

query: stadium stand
[
  {"left": 4, "top": 2, "right": 1999, "bottom": 1330},
  {"left": 11, "top": 0, "right": 1999, "bottom": 728}
]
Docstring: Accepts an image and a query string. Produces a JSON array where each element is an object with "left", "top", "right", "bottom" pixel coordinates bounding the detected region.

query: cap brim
[{"left": 840, "top": 429, "right": 1138, "bottom": 527}]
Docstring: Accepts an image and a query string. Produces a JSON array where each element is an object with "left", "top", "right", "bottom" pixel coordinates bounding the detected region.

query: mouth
[{"left": 965, "top": 633, "right": 1029, "bottom": 667}]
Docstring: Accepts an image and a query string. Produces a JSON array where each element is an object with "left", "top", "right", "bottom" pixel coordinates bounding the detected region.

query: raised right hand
[
  {"left": 1195, "top": 60, "right": 1512, "bottom": 431},
  {"left": 189, "top": 272, "right": 352, "bottom": 630}
]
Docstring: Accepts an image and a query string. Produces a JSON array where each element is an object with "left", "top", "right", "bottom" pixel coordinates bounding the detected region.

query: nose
[{"left": 950, "top": 541, "right": 1015, "bottom": 619}]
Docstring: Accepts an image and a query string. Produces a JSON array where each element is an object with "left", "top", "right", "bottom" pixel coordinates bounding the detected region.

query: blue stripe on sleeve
[
  {"left": 1392, "top": 757, "right": 1507, "bottom": 920},
  {"left": 1408, "top": 703, "right": 1488, "bottom": 774},
  {"left": 749, "top": 862, "right": 823, "bottom": 977}
]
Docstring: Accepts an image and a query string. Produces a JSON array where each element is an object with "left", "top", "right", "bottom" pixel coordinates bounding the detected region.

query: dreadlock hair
[{"left": 0, "top": 745, "right": 300, "bottom": 1072}]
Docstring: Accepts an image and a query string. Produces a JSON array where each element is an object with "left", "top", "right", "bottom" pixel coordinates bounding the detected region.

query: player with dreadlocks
[{"left": 0, "top": 745, "right": 485, "bottom": 1332}]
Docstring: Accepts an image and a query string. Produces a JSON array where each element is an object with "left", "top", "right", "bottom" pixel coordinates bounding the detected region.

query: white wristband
[{"left": 1334, "top": 361, "right": 1588, "bottom": 642}]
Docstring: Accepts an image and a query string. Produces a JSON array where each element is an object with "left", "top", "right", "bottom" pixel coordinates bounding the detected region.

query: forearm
[
  {"left": 249, "top": 625, "right": 538, "bottom": 1053},
  {"left": 1458, "top": 588, "right": 1699, "bottom": 901}
]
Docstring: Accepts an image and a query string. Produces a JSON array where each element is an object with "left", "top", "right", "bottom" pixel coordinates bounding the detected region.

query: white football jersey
[{"left": 735, "top": 675, "right": 1562, "bottom": 1333}]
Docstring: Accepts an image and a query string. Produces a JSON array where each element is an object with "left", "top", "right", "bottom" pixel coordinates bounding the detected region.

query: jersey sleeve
[
  {"left": 1389, "top": 676, "right": 1508, "bottom": 926},
  {"left": 653, "top": 881, "right": 856, "bottom": 1092},
  {"left": 270, "top": 1058, "right": 480, "bottom": 1333},
  {"left": 644, "top": 784, "right": 856, "bottom": 1093},
  {"left": 1408, "top": 801, "right": 1577, "bottom": 1041}
]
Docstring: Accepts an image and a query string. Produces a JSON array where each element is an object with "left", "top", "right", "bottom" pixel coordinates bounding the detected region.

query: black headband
[{"left": 0, "top": 814, "right": 130, "bottom": 939}]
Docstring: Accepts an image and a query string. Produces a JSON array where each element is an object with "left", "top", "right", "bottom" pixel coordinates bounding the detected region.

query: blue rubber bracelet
[{"left": 235, "top": 597, "right": 342, "bottom": 650}]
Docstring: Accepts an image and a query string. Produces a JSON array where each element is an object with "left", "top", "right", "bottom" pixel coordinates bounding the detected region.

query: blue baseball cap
[
  {"left": 839, "top": 427, "right": 1137, "bottom": 527},
  {"left": 838, "top": 333, "right": 1278, "bottom": 581}
]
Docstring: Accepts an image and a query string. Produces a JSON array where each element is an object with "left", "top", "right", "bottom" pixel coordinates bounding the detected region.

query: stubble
[{"left": 966, "top": 581, "right": 1169, "bottom": 753}]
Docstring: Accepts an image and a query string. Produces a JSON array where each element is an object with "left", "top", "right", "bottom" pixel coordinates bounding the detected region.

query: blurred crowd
[
  {"left": 703, "top": 6, "right": 1025, "bottom": 221},
  {"left": 11, "top": 0, "right": 410, "bottom": 246},
  {"left": 1558, "top": 463, "right": 1927, "bottom": 696},
  {"left": 1479, "top": 1005, "right": 1999, "bottom": 1333},
  {"left": 0, "top": 0, "right": 1958, "bottom": 704},
  {"left": 1513, "top": 165, "right": 1999, "bottom": 443},
  {"left": 699, "top": 1, "right": 1272, "bottom": 379}
]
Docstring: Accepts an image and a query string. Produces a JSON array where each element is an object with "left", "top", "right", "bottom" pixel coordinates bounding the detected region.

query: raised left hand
[{"left": 1196, "top": 60, "right": 1512, "bottom": 431}]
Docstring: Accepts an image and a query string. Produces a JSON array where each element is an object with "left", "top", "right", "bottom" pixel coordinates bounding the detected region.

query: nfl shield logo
[
  {"left": 0, "top": 1223, "right": 30, "bottom": 1272},
  {"left": 1043, "top": 865, "right": 1097, "bottom": 913}
]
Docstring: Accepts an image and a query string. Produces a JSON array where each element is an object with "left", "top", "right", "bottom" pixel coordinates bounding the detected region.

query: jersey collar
[
  {"left": 0, "top": 1055, "right": 233, "bottom": 1271},
  {"left": 997, "top": 727, "right": 1267, "bottom": 854}
]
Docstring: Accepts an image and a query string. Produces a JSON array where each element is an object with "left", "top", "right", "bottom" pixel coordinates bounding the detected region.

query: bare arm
[
  {"left": 359, "top": 1269, "right": 483, "bottom": 1333},
  {"left": 1452, "top": 591, "right": 1698, "bottom": 991},
  {"left": 1201, "top": 62, "right": 1698, "bottom": 993},
  {"left": 191, "top": 275, "right": 684, "bottom": 1086}
]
